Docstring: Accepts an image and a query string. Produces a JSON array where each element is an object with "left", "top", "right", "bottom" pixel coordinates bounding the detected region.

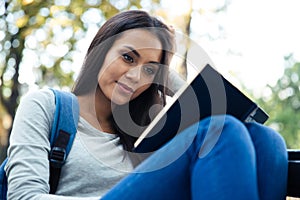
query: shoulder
[
  {"left": 20, "top": 88, "right": 55, "bottom": 108},
  {"left": 18, "top": 88, "right": 56, "bottom": 118},
  {"left": 7, "top": 89, "right": 58, "bottom": 150},
  {"left": 21, "top": 88, "right": 55, "bottom": 103}
]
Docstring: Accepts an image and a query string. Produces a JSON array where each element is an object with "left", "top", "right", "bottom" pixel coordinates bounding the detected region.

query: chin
[{"left": 111, "top": 98, "right": 131, "bottom": 106}]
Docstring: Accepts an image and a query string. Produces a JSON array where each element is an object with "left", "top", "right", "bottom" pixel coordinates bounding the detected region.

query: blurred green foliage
[{"left": 255, "top": 56, "right": 300, "bottom": 149}]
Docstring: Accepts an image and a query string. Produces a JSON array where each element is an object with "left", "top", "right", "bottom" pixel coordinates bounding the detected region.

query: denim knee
[
  {"left": 246, "top": 122, "right": 287, "bottom": 154},
  {"left": 245, "top": 122, "right": 288, "bottom": 171},
  {"left": 193, "top": 114, "right": 255, "bottom": 159},
  {"left": 189, "top": 115, "right": 260, "bottom": 200}
]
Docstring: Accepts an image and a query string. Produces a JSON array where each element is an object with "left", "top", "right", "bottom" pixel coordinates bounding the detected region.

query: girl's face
[{"left": 98, "top": 29, "right": 163, "bottom": 105}]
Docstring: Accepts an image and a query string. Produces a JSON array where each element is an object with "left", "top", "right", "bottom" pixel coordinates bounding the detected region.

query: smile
[{"left": 116, "top": 82, "right": 134, "bottom": 94}]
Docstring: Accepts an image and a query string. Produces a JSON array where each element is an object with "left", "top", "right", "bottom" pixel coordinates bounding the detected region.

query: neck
[{"left": 78, "top": 88, "right": 115, "bottom": 133}]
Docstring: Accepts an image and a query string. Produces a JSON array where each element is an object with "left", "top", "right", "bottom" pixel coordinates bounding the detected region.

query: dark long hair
[{"left": 72, "top": 10, "right": 175, "bottom": 151}]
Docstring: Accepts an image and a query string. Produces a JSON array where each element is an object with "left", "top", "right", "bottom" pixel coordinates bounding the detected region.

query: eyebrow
[
  {"left": 124, "top": 46, "right": 161, "bottom": 65},
  {"left": 125, "top": 46, "right": 140, "bottom": 58}
]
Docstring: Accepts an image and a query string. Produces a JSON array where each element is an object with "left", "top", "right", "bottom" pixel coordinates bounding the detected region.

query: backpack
[{"left": 0, "top": 89, "right": 79, "bottom": 199}]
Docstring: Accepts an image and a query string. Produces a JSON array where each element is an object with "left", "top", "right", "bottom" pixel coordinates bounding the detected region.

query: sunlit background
[
  {"left": 2, "top": 0, "right": 299, "bottom": 93},
  {"left": 165, "top": 0, "right": 300, "bottom": 92},
  {"left": 1, "top": 0, "right": 300, "bottom": 157}
]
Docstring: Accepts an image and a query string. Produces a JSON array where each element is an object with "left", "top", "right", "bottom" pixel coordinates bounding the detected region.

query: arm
[{"left": 5, "top": 89, "right": 99, "bottom": 200}]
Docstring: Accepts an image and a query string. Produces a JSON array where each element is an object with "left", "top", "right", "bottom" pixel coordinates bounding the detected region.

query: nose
[{"left": 125, "top": 66, "right": 142, "bottom": 83}]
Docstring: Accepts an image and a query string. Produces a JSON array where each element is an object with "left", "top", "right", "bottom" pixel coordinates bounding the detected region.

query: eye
[
  {"left": 122, "top": 53, "right": 134, "bottom": 63},
  {"left": 143, "top": 65, "right": 157, "bottom": 75}
]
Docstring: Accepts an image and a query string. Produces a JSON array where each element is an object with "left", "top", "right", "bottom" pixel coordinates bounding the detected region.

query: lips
[{"left": 116, "top": 81, "right": 134, "bottom": 94}]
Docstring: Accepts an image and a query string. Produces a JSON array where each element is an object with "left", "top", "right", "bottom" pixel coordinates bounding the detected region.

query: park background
[{"left": 0, "top": 0, "right": 300, "bottom": 167}]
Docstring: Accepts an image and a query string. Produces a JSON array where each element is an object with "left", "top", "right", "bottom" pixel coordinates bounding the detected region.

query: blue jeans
[{"left": 102, "top": 115, "right": 288, "bottom": 200}]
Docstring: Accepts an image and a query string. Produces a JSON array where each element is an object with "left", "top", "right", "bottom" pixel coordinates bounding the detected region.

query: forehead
[{"left": 114, "top": 29, "right": 163, "bottom": 51}]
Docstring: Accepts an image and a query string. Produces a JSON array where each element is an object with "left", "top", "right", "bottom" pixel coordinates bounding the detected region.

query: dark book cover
[{"left": 133, "top": 64, "right": 268, "bottom": 153}]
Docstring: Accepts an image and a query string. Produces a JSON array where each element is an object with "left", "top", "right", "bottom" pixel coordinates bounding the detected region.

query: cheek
[
  {"left": 98, "top": 61, "right": 120, "bottom": 84},
  {"left": 131, "top": 83, "right": 152, "bottom": 99},
  {"left": 98, "top": 68, "right": 115, "bottom": 95},
  {"left": 99, "top": 50, "right": 122, "bottom": 79},
  {"left": 134, "top": 74, "right": 158, "bottom": 95},
  {"left": 97, "top": 70, "right": 107, "bottom": 88}
]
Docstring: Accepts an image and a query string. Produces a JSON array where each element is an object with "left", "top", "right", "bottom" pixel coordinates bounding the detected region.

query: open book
[{"left": 133, "top": 64, "right": 268, "bottom": 153}]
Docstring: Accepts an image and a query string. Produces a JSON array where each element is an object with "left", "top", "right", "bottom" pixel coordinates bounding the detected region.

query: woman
[{"left": 5, "top": 10, "right": 287, "bottom": 200}]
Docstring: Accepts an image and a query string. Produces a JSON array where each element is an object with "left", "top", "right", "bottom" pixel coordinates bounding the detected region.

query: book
[{"left": 133, "top": 64, "right": 268, "bottom": 153}]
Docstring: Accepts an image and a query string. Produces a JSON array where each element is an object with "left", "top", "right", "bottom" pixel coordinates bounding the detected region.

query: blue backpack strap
[
  {"left": 0, "top": 159, "right": 8, "bottom": 200},
  {"left": 0, "top": 89, "right": 79, "bottom": 199},
  {"left": 49, "top": 89, "right": 79, "bottom": 194}
]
